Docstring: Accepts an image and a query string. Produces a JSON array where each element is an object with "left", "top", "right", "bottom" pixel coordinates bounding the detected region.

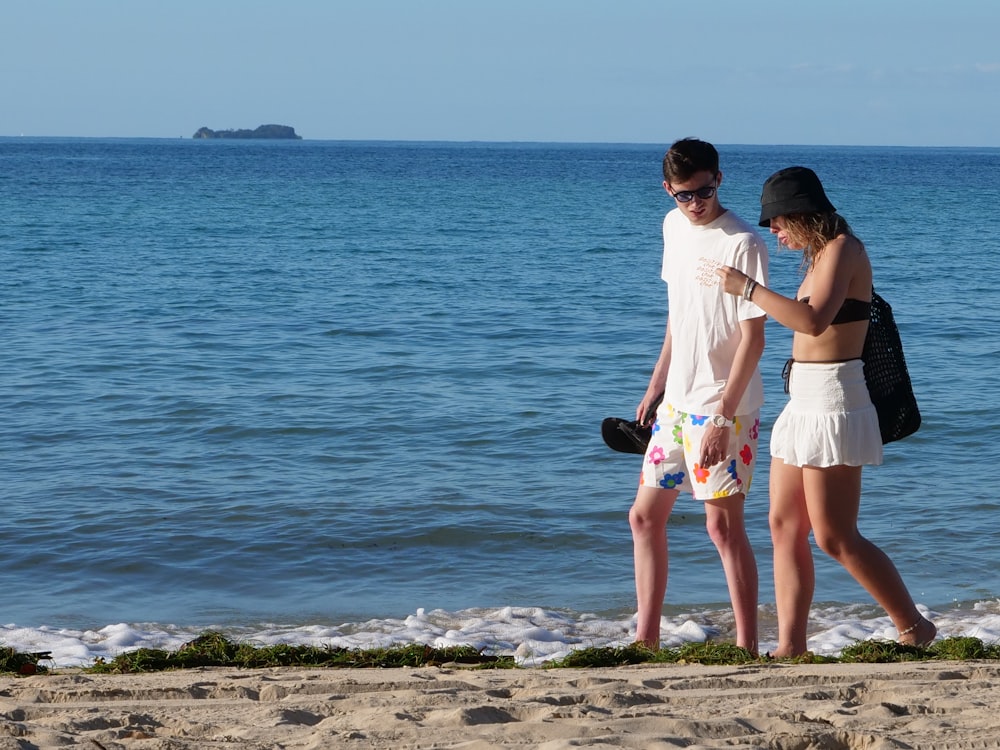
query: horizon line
[{"left": 2, "top": 134, "right": 999, "bottom": 150}]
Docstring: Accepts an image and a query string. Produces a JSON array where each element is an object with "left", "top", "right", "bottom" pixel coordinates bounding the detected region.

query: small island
[{"left": 192, "top": 124, "right": 302, "bottom": 140}]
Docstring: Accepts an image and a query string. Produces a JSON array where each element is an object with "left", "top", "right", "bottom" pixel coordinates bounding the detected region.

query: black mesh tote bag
[{"left": 862, "top": 290, "right": 921, "bottom": 444}]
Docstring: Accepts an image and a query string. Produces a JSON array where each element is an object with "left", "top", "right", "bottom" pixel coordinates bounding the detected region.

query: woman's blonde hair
[{"left": 783, "top": 212, "right": 864, "bottom": 269}]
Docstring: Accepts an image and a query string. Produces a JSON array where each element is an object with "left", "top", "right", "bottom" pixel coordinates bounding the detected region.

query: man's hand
[
  {"left": 636, "top": 391, "right": 664, "bottom": 426},
  {"left": 700, "top": 424, "right": 730, "bottom": 467}
]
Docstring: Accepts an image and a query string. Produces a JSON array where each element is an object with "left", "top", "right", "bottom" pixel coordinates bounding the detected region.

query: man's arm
[
  {"left": 717, "top": 315, "right": 766, "bottom": 421},
  {"left": 637, "top": 317, "right": 671, "bottom": 425},
  {"left": 698, "top": 315, "right": 765, "bottom": 467}
]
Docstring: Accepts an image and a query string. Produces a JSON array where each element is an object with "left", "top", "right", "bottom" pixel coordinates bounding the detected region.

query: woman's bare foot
[{"left": 897, "top": 616, "right": 937, "bottom": 647}]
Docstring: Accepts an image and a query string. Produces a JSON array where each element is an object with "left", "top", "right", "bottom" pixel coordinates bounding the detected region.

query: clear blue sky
[{"left": 4, "top": 0, "right": 998, "bottom": 146}]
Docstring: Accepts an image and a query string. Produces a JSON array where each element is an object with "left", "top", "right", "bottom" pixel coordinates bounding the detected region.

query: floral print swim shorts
[{"left": 639, "top": 401, "right": 759, "bottom": 501}]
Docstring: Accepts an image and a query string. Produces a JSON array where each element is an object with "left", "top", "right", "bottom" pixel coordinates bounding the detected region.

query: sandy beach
[{"left": 2, "top": 660, "right": 998, "bottom": 749}]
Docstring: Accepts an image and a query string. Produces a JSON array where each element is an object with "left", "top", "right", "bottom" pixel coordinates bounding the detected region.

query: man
[{"left": 629, "top": 138, "right": 768, "bottom": 652}]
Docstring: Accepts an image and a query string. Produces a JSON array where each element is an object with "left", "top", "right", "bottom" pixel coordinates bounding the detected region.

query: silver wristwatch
[{"left": 710, "top": 414, "right": 733, "bottom": 428}]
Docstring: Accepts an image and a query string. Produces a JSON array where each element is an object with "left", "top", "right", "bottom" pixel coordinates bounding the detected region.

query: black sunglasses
[{"left": 670, "top": 180, "right": 717, "bottom": 203}]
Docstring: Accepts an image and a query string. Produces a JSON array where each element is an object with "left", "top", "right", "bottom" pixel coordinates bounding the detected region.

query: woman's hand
[{"left": 716, "top": 265, "right": 749, "bottom": 297}]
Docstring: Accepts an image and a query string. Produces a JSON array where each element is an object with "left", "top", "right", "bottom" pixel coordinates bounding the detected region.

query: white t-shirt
[{"left": 660, "top": 207, "right": 768, "bottom": 415}]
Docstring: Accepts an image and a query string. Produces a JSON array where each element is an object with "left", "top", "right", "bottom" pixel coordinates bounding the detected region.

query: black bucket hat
[{"left": 758, "top": 166, "right": 836, "bottom": 227}]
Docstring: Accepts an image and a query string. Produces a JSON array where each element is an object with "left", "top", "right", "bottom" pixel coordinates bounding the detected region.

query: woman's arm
[{"left": 717, "top": 236, "right": 858, "bottom": 335}]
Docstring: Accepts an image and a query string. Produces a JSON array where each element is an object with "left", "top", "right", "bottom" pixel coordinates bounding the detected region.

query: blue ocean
[{"left": 2, "top": 138, "right": 999, "bottom": 665}]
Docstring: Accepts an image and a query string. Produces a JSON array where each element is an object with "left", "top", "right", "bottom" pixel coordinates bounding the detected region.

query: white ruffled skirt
[{"left": 770, "top": 359, "right": 883, "bottom": 468}]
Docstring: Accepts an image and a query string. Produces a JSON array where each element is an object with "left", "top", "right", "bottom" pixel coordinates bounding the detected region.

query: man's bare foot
[{"left": 898, "top": 616, "right": 937, "bottom": 647}]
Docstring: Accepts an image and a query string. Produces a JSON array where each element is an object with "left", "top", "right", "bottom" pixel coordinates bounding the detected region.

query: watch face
[{"left": 711, "top": 415, "right": 728, "bottom": 427}]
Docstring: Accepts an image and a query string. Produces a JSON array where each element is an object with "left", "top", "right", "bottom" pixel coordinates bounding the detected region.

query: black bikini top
[{"left": 798, "top": 296, "right": 872, "bottom": 325}]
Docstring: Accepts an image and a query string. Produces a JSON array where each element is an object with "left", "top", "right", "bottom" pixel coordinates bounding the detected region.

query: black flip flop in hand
[{"left": 601, "top": 393, "right": 663, "bottom": 454}]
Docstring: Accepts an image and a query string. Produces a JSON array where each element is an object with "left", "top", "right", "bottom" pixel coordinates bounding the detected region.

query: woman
[{"left": 716, "top": 167, "right": 936, "bottom": 657}]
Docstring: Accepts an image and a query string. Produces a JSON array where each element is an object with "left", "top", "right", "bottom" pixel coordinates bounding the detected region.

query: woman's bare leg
[
  {"left": 803, "top": 464, "right": 936, "bottom": 646},
  {"left": 769, "top": 457, "right": 815, "bottom": 657}
]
